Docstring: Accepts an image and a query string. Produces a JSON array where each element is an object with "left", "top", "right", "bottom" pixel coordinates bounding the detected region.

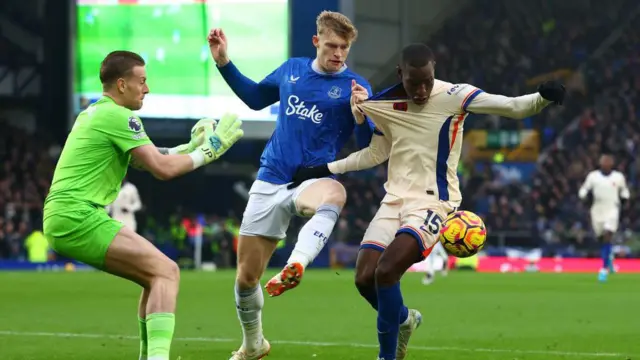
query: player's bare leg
[
  {"left": 355, "top": 248, "right": 383, "bottom": 309},
  {"left": 138, "top": 288, "right": 151, "bottom": 359},
  {"left": 375, "top": 234, "right": 426, "bottom": 360},
  {"left": 265, "top": 179, "right": 346, "bottom": 296},
  {"left": 232, "top": 234, "right": 277, "bottom": 359},
  {"left": 104, "top": 227, "right": 180, "bottom": 360}
]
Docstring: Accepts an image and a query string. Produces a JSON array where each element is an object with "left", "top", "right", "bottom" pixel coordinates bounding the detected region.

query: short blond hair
[{"left": 316, "top": 10, "right": 358, "bottom": 42}]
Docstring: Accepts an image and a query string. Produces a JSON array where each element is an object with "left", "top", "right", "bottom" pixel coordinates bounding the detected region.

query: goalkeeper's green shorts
[{"left": 43, "top": 202, "right": 123, "bottom": 269}]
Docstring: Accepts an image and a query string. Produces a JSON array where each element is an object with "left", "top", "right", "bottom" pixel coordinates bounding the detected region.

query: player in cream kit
[
  {"left": 578, "top": 154, "right": 630, "bottom": 281},
  {"left": 107, "top": 178, "right": 143, "bottom": 232},
  {"left": 288, "top": 43, "right": 566, "bottom": 360}
]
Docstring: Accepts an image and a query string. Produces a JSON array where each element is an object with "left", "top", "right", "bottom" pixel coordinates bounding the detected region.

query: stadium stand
[
  {"left": 532, "top": 23, "right": 640, "bottom": 257},
  {"left": 0, "top": 123, "right": 57, "bottom": 260},
  {"left": 1, "top": 0, "right": 639, "bottom": 262}
]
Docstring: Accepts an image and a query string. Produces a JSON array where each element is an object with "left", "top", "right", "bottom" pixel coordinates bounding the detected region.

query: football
[{"left": 439, "top": 210, "right": 487, "bottom": 258}]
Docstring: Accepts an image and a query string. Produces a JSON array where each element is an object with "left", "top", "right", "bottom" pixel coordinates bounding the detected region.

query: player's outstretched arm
[
  {"left": 287, "top": 132, "right": 390, "bottom": 189},
  {"left": 208, "top": 28, "right": 280, "bottom": 110},
  {"left": 130, "top": 145, "right": 204, "bottom": 180},
  {"left": 462, "top": 81, "right": 565, "bottom": 119},
  {"left": 130, "top": 114, "right": 244, "bottom": 180},
  {"left": 329, "top": 131, "right": 391, "bottom": 174}
]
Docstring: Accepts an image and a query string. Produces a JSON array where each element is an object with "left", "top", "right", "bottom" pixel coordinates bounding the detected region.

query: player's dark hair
[
  {"left": 99, "top": 50, "right": 145, "bottom": 87},
  {"left": 400, "top": 43, "right": 435, "bottom": 68}
]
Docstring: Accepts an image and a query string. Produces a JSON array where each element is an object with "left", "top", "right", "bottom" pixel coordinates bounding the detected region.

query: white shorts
[
  {"left": 361, "top": 194, "right": 459, "bottom": 258},
  {"left": 239, "top": 179, "right": 320, "bottom": 240},
  {"left": 590, "top": 210, "right": 619, "bottom": 237}
]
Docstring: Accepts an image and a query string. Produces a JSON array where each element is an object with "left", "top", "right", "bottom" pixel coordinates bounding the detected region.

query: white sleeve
[
  {"left": 579, "top": 173, "right": 593, "bottom": 199},
  {"left": 619, "top": 174, "right": 630, "bottom": 200},
  {"left": 463, "top": 89, "right": 553, "bottom": 119},
  {"left": 328, "top": 132, "right": 391, "bottom": 174}
]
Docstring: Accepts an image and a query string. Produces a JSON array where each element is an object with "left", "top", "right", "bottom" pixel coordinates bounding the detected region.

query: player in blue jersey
[{"left": 208, "top": 11, "right": 374, "bottom": 359}]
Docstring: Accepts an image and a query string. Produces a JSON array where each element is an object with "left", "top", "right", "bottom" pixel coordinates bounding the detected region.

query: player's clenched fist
[
  {"left": 351, "top": 79, "right": 369, "bottom": 124},
  {"left": 196, "top": 113, "right": 244, "bottom": 164},
  {"left": 208, "top": 28, "right": 230, "bottom": 67},
  {"left": 537, "top": 80, "right": 566, "bottom": 105}
]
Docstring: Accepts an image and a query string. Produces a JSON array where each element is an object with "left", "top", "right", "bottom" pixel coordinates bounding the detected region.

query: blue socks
[
  {"left": 601, "top": 243, "right": 612, "bottom": 269},
  {"left": 399, "top": 305, "right": 408, "bottom": 324},
  {"left": 360, "top": 286, "right": 409, "bottom": 324},
  {"left": 376, "top": 283, "right": 405, "bottom": 359}
]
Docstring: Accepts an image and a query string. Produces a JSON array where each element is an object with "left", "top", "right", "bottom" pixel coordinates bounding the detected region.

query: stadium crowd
[
  {"left": 1, "top": 0, "right": 639, "bottom": 262},
  {"left": 531, "top": 24, "right": 640, "bottom": 256},
  {"left": 431, "top": 0, "right": 636, "bottom": 135},
  {"left": 330, "top": 0, "right": 640, "bottom": 257},
  {"left": 0, "top": 123, "right": 58, "bottom": 260}
]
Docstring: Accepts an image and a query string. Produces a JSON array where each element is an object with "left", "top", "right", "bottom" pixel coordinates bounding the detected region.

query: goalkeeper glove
[
  {"left": 190, "top": 118, "right": 217, "bottom": 142},
  {"left": 192, "top": 113, "right": 244, "bottom": 166},
  {"left": 537, "top": 81, "right": 566, "bottom": 105},
  {"left": 168, "top": 118, "right": 218, "bottom": 155},
  {"left": 287, "top": 164, "right": 332, "bottom": 189}
]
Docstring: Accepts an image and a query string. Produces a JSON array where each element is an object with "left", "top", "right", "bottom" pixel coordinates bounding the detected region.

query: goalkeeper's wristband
[
  {"left": 166, "top": 144, "right": 189, "bottom": 155},
  {"left": 188, "top": 150, "right": 206, "bottom": 169}
]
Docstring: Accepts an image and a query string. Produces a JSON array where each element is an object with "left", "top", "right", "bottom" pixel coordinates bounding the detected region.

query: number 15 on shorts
[{"left": 421, "top": 209, "right": 443, "bottom": 235}]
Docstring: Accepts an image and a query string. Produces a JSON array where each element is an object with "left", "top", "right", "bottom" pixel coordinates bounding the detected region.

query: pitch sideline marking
[{"left": 0, "top": 330, "right": 630, "bottom": 358}]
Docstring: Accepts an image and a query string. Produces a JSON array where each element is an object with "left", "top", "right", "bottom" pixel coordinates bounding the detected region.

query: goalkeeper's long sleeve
[{"left": 217, "top": 61, "right": 280, "bottom": 110}]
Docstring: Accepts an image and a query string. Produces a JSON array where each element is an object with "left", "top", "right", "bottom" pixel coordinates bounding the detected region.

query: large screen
[{"left": 74, "top": 0, "right": 288, "bottom": 121}]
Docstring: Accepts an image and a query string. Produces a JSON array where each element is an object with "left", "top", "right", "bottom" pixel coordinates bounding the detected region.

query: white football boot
[
  {"left": 229, "top": 338, "right": 271, "bottom": 360},
  {"left": 396, "top": 309, "right": 422, "bottom": 360}
]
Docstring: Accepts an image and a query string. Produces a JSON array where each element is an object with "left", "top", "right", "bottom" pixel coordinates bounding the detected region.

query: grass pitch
[{"left": 0, "top": 270, "right": 638, "bottom": 359}]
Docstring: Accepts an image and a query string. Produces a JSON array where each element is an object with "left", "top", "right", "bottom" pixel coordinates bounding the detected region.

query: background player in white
[
  {"left": 289, "top": 43, "right": 566, "bottom": 360},
  {"left": 107, "top": 177, "right": 142, "bottom": 232},
  {"left": 421, "top": 241, "right": 448, "bottom": 285},
  {"left": 578, "top": 154, "right": 630, "bottom": 282},
  {"left": 209, "top": 11, "right": 375, "bottom": 359}
]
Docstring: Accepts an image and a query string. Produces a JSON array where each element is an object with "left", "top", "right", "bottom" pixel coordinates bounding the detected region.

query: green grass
[
  {"left": 75, "top": 2, "right": 288, "bottom": 96},
  {"left": 0, "top": 270, "right": 638, "bottom": 359}
]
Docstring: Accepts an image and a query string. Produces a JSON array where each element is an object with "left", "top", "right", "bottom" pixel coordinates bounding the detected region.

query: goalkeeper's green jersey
[{"left": 44, "top": 96, "right": 152, "bottom": 216}]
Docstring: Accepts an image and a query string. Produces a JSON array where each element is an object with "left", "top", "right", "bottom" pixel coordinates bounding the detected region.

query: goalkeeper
[{"left": 43, "top": 50, "right": 243, "bottom": 360}]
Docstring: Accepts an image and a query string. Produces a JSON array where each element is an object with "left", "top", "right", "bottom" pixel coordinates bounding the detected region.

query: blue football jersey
[{"left": 254, "top": 58, "right": 373, "bottom": 184}]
